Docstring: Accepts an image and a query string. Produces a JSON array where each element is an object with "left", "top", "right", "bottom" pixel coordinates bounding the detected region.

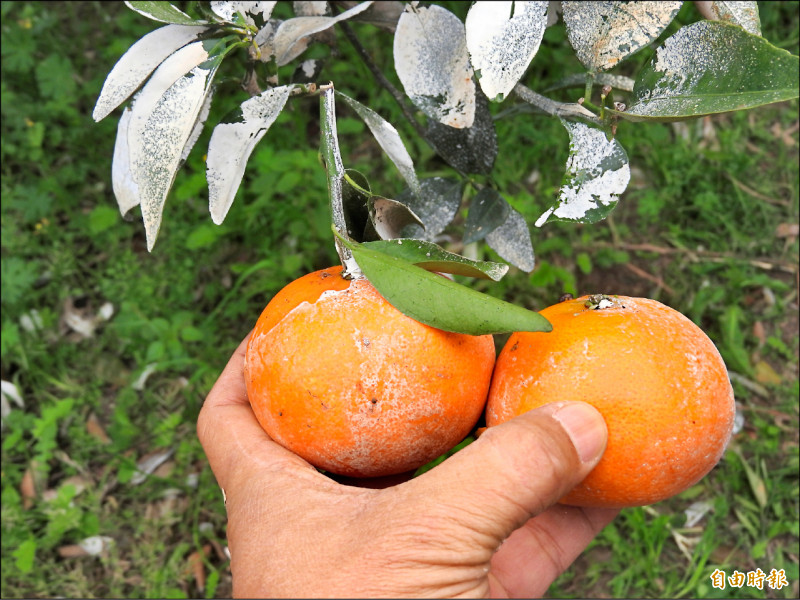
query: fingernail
[{"left": 552, "top": 402, "right": 607, "bottom": 464}]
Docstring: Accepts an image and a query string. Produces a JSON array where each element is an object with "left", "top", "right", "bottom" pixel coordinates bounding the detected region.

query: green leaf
[
  {"left": 732, "top": 448, "right": 768, "bottom": 510},
  {"left": 338, "top": 234, "right": 551, "bottom": 335},
  {"left": 362, "top": 239, "right": 509, "bottom": 281},
  {"left": 89, "top": 205, "right": 119, "bottom": 234},
  {"left": 612, "top": 21, "right": 800, "bottom": 122},
  {"left": 13, "top": 538, "right": 36, "bottom": 574},
  {"left": 720, "top": 304, "right": 753, "bottom": 375},
  {"left": 124, "top": 1, "right": 208, "bottom": 25},
  {"left": 36, "top": 54, "right": 76, "bottom": 100}
]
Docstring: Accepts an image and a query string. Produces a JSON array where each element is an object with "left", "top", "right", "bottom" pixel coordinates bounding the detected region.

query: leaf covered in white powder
[
  {"left": 486, "top": 206, "right": 536, "bottom": 273},
  {"left": 93, "top": 24, "right": 208, "bottom": 122},
  {"left": 466, "top": 1, "right": 548, "bottom": 102},
  {"left": 394, "top": 4, "right": 475, "bottom": 128},
  {"left": 694, "top": 1, "right": 760, "bottom": 36},
  {"left": 536, "top": 120, "right": 630, "bottom": 227},
  {"left": 337, "top": 91, "right": 419, "bottom": 198},
  {"left": 612, "top": 21, "right": 799, "bottom": 121},
  {"left": 561, "top": 1, "right": 682, "bottom": 71},
  {"left": 206, "top": 85, "right": 295, "bottom": 225}
]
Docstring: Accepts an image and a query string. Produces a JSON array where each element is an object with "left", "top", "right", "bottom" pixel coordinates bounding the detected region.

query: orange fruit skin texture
[
  {"left": 244, "top": 266, "right": 496, "bottom": 478},
  {"left": 487, "top": 295, "right": 736, "bottom": 509}
]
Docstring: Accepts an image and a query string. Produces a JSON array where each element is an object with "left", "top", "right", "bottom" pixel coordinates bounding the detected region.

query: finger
[
  {"left": 488, "top": 505, "right": 618, "bottom": 597},
  {"left": 197, "top": 333, "right": 315, "bottom": 490},
  {"left": 406, "top": 401, "right": 608, "bottom": 548}
]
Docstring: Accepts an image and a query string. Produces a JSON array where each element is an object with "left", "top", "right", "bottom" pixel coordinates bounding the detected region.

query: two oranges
[{"left": 244, "top": 268, "right": 736, "bottom": 507}]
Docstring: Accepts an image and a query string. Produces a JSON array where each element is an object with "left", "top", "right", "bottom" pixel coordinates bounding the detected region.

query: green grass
[{"left": 1, "top": 1, "right": 798, "bottom": 598}]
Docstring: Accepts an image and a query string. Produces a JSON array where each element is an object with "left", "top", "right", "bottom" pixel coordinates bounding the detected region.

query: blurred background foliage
[{"left": 1, "top": 1, "right": 797, "bottom": 597}]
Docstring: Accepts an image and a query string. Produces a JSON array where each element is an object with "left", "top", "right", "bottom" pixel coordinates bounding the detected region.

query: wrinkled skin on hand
[{"left": 197, "top": 334, "right": 617, "bottom": 598}]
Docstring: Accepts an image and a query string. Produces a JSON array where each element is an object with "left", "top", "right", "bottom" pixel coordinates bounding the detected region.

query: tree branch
[
  {"left": 513, "top": 83, "right": 602, "bottom": 125},
  {"left": 337, "top": 20, "right": 428, "bottom": 141}
]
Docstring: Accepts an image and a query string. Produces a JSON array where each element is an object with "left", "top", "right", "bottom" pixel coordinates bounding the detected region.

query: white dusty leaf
[
  {"left": 397, "top": 177, "right": 463, "bottom": 241},
  {"left": 93, "top": 24, "right": 208, "bottom": 122},
  {"left": 124, "top": 1, "right": 206, "bottom": 25},
  {"left": 126, "top": 42, "right": 218, "bottom": 250},
  {"left": 293, "top": 1, "right": 329, "bottom": 16},
  {"left": 112, "top": 107, "right": 139, "bottom": 215},
  {"left": 536, "top": 121, "right": 630, "bottom": 227},
  {"left": 253, "top": 19, "right": 281, "bottom": 61},
  {"left": 180, "top": 86, "right": 214, "bottom": 163},
  {"left": 272, "top": 1, "right": 373, "bottom": 65},
  {"left": 211, "top": 1, "right": 276, "bottom": 24},
  {"left": 136, "top": 71, "right": 213, "bottom": 250},
  {"left": 562, "top": 1, "right": 682, "bottom": 71},
  {"left": 486, "top": 206, "right": 535, "bottom": 273},
  {"left": 546, "top": 1, "right": 561, "bottom": 27},
  {"left": 694, "top": 1, "right": 760, "bottom": 36},
  {"left": 207, "top": 85, "right": 294, "bottom": 225},
  {"left": 337, "top": 92, "right": 419, "bottom": 197},
  {"left": 336, "top": 0, "right": 404, "bottom": 32},
  {"left": 466, "top": 1, "right": 548, "bottom": 102},
  {"left": 394, "top": 4, "right": 476, "bottom": 128},
  {"left": 368, "top": 197, "right": 424, "bottom": 240}
]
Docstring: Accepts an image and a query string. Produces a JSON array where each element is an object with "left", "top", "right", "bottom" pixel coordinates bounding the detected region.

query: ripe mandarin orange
[
  {"left": 486, "top": 294, "right": 735, "bottom": 508},
  {"left": 244, "top": 266, "right": 496, "bottom": 478}
]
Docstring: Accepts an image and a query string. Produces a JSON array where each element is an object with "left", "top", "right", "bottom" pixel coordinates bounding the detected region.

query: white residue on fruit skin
[{"left": 248, "top": 277, "right": 493, "bottom": 477}]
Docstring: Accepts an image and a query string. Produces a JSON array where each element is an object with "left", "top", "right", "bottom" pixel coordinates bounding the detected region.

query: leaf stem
[
  {"left": 584, "top": 72, "right": 595, "bottom": 104},
  {"left": 512, "top": 83, "right": 602, "bottom": 125}
]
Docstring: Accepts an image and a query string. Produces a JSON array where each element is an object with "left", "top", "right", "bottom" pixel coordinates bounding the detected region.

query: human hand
[{"left": 197, "top": 334, "right": 618, "bottom": 598}]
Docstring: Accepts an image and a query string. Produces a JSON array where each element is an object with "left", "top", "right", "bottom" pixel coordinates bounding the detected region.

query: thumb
[{"left": 408, "top": 401, "right": 607, "bottom": 544}]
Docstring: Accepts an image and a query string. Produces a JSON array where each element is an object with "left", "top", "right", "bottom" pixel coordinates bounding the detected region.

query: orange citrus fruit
[
  {"left": 244, "top": 266, "right": 496, "bottom": 478},
  {"left": 486, "top": 294, "right": 735, "bottom": 508}
]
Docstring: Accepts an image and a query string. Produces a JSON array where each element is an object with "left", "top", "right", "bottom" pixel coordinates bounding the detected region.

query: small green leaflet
[
  {"left": 611, "top": 21, "right": 800, "bottom": 122},
  {"left": 338, "top": 234, "right": 551, "bottom": 335},
  {"left": 362, "top": 239, "right": 509, "bottom": 281}
]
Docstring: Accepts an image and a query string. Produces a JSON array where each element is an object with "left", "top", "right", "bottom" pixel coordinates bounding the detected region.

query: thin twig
[
  {"left": 590, "top": 241, "right": 798, "bottom": 274},
  {"left": 338, "top": 20, "right": 428, "bottom": 141},
  {"left": 623, "top": 262, "right": 676, "bottom": 296},
  {"left": 727, "top": 174, "right": 792, "bottom": 207},
  {"left": 513, "top": 83, "right": 602, "bottom": 125}
]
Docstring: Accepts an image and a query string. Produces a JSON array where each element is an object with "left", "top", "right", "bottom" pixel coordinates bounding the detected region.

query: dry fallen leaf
[
  {"left": 776, "top": 223, "right": 799, "bottom": 238},
  {"left": 86, "top": 412, "right": 112, "bottom": 444},
  {"left": 752, "top": 321, "right": 767, "bottom": 347},
  {"left": 754, "top": 360, "right": 782, "bottom": 386},
  {"left": 186, "top": 545, "right": 211, "bottom": 593},
  {"left": 20, "top": 467, "right": 37, "bottom": 509}
]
